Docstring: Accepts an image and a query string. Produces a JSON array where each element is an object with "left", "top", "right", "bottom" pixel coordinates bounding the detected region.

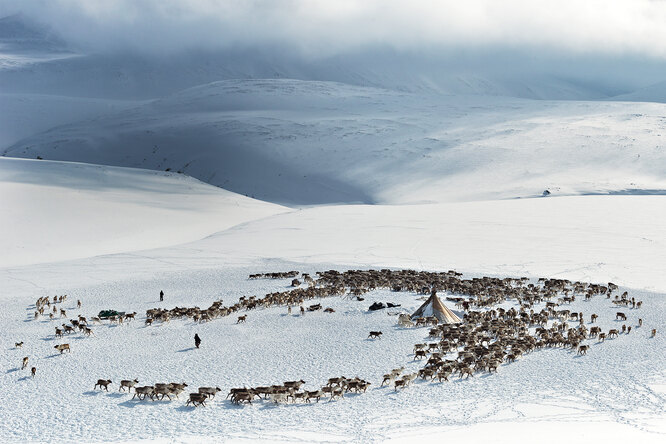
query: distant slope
[
  {"left": 0, "top": 93, "right": 144, "bottom": 148},
  {"left": 0, "top": 157, "right": 288, "bottom": 267},
  {"left": 610, "top": 81, "right": 666, "bottom": 103},
  {"left": 5, "top": 79, "right": 666, "bottom": 205}
]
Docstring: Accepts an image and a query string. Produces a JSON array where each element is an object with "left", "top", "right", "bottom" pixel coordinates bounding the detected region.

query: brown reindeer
[
  {"left": 21, "top": 356, "right": 28, "bottom": 369},
  {"left": 368, "top": 331, "right": 382, "bottom": 339},
  {"left": 54, "top": 344, "right": 70, "bottom": 354},
  {"left": 414, "top": 350, "right": 427, "bottom": 360},
  {"left": 94, "top": 379, "right": 112, "bottom": 391},
  {"left": 186, "top": 393, "right": 207, "bottom": 407},
  {"left": 237, "top": 315, "right": 247, "bottom": 324}
]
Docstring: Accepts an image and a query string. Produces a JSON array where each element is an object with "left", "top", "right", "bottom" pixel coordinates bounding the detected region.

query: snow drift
[{"left": 0, "top": 157, "right": 287, "bottom": 267}]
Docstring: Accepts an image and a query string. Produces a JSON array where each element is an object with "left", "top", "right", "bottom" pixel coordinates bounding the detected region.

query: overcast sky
[{"left": 2, "top": 0, "right": 666, "bottom": 58}]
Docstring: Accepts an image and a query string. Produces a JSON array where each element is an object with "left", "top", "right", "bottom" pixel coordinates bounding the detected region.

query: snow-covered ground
[
  {"left": 0, "top": 157, "right": 287, "bottom": 268},
  {"left": 1, "top": 157, "right": 665, "bottom": 443},
  {"left": 1, "top": 10, "right": 666, "bottom": 444},
  {"left": 1, "top": 260, "right": 664, "bottom": 443}
]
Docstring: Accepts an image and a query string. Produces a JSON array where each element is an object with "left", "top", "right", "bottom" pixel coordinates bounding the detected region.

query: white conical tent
[{"left": 411, "top": 292, "right": 462, "bottom": 323}]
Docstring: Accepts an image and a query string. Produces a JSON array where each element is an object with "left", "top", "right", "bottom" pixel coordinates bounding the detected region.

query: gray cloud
[
  {"left": 2, "top": 0, "right": 666, "bottom": 100},
  {"left": 2, "top": 0, "right": 666, "bottom": 58}
]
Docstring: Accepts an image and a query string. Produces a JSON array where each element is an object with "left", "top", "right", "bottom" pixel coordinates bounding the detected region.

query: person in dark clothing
[
  {"left": 194, "top": 333, "right": 201, "bottom": 349},
  {"left": 159, "top": 290, "right": 164, "bottom": 302}
]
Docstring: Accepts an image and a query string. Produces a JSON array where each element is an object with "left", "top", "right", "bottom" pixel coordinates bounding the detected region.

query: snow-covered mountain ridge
[{"left": 4, "top": 79, "right": 666, "bottom": 205}]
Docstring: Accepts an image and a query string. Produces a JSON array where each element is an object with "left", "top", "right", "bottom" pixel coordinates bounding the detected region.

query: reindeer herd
[{"left": 11, "top": 268, "right": 658, "bottom": 409}]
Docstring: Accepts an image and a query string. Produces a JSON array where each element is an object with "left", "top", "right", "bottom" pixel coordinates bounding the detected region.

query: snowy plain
[
  {"left": 1, "top": 157, "right": 665, "bottom": 444},
  {"left": 1, "top": 12, "right": 666, "bottom": 444}
]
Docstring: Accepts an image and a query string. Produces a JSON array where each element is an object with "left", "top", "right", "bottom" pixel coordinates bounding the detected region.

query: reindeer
[
  {"left": 414, "top": 350, "right": 427, "bottom": 360},
  {"left": 368, "top": 331, "right": 382, "bottom": 339},
  {"left": 327, "top": 377, "right": 346, "bottom": 387},
  {"left": 168, "top": 383, "right": 188, "bottom": 398},
  {"left": 186, "top": 393, "right": 207, "bottom": 407},
  {"left": 284, "top": 380, "right": 306, "bottom": 391},
  {"left": 21, "top": 356, "right": 28, "bottom": 369},
  {"left": 232, "top": 392, "right": 254, "bottom": 404},
  {"left": 616, "top": 312, "right": 627, "bottom": 321},
  {"left": 132, "top": 386, "right": 155, "bottom": 401},
  {"left": 305, "top": 390, "right": 323, "bottom": 403},
  {"left": 237, "top": 315, "right": 247, "bottom": 324},
  {"left": 31, "top": 367, "right": 36, "bottom": 378},
  {"left": 94, "top": 379, "right": 112, "bottom": 391},
  {"left": 578, "top": 345, "right": 589, "bottom": 355},
  {"left": 652, "top": 328, "right": 657, "bottom": 338},
  {"left": 120, "top": 379, "right": 139, "bottom": 392},
  {"left": 437, "top": 368, "right": 453, "bottom": 382},
  {"left": 153, "top": 385, "right": 173, "bottom": 400},
  {"left": 394, "top": 379, "right": 408, "bottom": 391},
  {"left": 270, "top": 392, "right": 289, "bottom": 404},
  {"left": 329, "top": 387, "right": 344, "bottom": 401},
  {"left": 198, "top": 387, "right": 222, "bottom": 399},
  {"left": 54, "top": 344, "right": 70, "bottom": 354},
  {"left": 15, "top": 342, "right": 23, "bottom": 349}
]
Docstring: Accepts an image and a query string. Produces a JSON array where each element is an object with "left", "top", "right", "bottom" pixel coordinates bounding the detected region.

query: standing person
[
  {"left": 194, "top": 333, "right": 201, "bottom": 349},
  {"left": 159, "top": 290, "right": 164, "bottom": 302}
]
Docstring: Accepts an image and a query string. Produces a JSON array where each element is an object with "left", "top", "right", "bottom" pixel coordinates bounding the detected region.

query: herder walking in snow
[
  {"left": 194, "top": 333, "right": 201, "bottom": 349},
  {"left": 159, "top": 290, "right": 164, "bottom": 302}
]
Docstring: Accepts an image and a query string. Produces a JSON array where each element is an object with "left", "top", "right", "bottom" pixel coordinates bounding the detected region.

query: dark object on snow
[
  {"left": 542, "top": 190, "right": 551, "bottom": 196},
  {"left": 98, "top": 310, "right": 124, "bottom": 319},
  {"left": 307, "top": 303, "right": 322, "bottom": 311},
  {"left": 160, "top": 290, "right": 164, "bottom": 302},
  {"left": 386, "top": 302, "right": 401, "bottom": 308},
  {"left": 356, "top": 296, "right": 365, "bottom": 301},
  {"left": 368, "top": 331, "right": 383, "bottom": 339},
  {"left": 369, "top": 302, "right": 386, "bottom": 311},
  {"left": 194, "top": 333, "right": 201, "bottom": 349}
]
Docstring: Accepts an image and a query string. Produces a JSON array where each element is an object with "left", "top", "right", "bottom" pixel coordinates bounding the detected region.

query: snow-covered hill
[
  {"left": 5, "top": 79, "right": 666, "bottom": 205},
  {"left": 0, "top": 157, "right": 287, "bottom": 268},
  {"left": 610, "top": 81, "right": 666, "bottom": 104}
]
